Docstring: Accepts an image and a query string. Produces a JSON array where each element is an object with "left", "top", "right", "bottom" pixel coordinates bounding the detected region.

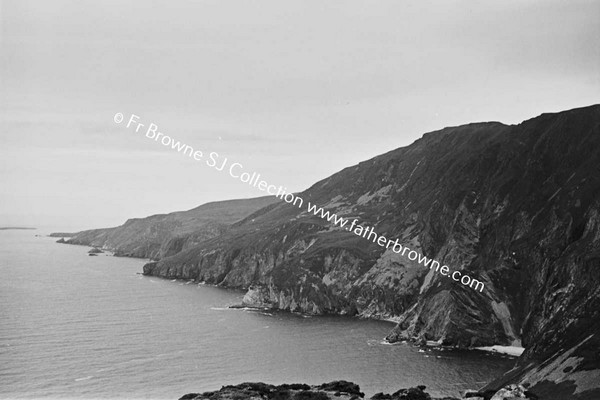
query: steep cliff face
[
  {"left": 55, "top": 196, "right": 279, "bottom": 260},
  {"left": 142, "top": 105, "right": 600, "bottom": 396}
]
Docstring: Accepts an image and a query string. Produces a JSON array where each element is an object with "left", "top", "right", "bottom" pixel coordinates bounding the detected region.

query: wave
[{"left": 376, "top": 339, "right": 405, "bottom": 346}]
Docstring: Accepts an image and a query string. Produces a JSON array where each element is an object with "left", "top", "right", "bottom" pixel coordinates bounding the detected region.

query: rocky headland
[
  {"left": 52, "top": 196, "right": 279, "bottom": 259},
  {"left": 57, "top": 105, "right": 600, "bottom": 399},
  {"left": 49, "top": 232, "right": 78, "bottom": 237},
  {"left": 143, "top": 105, "right": 600, "bottom": 399}
]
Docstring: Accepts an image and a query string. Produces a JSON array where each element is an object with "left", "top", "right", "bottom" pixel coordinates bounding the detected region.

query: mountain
[
  {"left": 54, "top": 196, "right": 279, "bottom": 260},
  {"left": 142, "top": 105, "right": 600, "bottom": 399}
]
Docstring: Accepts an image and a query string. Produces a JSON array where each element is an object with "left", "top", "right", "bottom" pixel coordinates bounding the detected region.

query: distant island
[{"left": 0, "top": 227, "right": 36, "bottom": 230}]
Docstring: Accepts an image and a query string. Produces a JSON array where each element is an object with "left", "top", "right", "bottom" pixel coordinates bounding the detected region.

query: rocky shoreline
[{"left": 178, "top": 381, "right": 537, "bottom": 400}]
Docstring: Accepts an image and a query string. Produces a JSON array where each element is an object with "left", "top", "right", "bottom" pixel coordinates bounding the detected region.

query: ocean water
[{"left": 0, "top": 230, "right": 515, "bottom": 399}]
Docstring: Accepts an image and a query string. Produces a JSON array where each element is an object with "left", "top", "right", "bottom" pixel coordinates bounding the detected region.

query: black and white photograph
[{"left": 1, "top": 1, "right": 599, "bottom": 399}]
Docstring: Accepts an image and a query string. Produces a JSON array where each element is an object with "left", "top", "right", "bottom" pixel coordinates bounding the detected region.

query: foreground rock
[
  {"left": 178, "top": 381, "right": 548, "bottom": 400},
  {"left": 178, "top": 381, "right": 459, "bottom": 400},
  {"left": 88, "top": 247, "right": 103, "bottom": 254}
]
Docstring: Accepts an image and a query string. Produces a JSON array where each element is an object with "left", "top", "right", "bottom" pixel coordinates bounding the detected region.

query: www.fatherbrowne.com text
[{"left": 115, "top": 112, "right": 485, "bottom": 292}]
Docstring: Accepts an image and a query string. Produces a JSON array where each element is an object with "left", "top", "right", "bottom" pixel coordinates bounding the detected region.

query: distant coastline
[
  {"left": 0, "top": 227, "right": 36, "bottom": 230},
  {"left": 48, "top": 232, "right": 78, "bottom": 237}
]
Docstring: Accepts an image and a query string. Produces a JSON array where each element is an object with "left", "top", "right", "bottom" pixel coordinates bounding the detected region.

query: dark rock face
[
  {"left": 143, "top": 105, "right": 600, "bottom": 395},
  {"left": 481, "top": 333, "right": 600, "bottom": 400},
  {"left": 51, "top": 196, "right": 279, "bottom": 260},
  {"left": 178, "top": 382, "right": 457, "bottom": 400}
]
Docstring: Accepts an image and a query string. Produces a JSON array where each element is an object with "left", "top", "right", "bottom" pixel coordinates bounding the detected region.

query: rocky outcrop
[
  {"left": 178, "top": 381, "right": 547, "bottom": 400},
  {"left": 480, "top": 333, "right": 600, "bottom": 400},
  {"left": 179, "top": 381, "right": 459, "bottom": 400},
  {"left": 52, "top": 196, "right": 279, "bottom": 260}
]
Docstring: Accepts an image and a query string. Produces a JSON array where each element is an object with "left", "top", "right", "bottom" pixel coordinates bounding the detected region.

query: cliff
[
  {"left": 53, "top": 196, "right": 279, "bottom": 260},
  {"left": 142, "top": 105, "right": 600, "bottom": 399}
]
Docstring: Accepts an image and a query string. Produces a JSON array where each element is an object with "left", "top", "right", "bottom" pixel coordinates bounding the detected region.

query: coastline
[{"left": 55, "top": 238, "right": 526, "bottom": 360}]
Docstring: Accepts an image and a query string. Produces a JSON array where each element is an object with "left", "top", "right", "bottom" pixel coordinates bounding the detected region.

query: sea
[{"left": 0, "top": 230, "right": 516, "bottom": 399}]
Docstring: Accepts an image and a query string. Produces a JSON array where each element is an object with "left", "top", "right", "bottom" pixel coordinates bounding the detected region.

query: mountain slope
[
  {"left": 55, "top": 196, "right": 279, "bottom": 260},
  {"left": 143, "top": 105, "right": 600, "bottom": 398}
]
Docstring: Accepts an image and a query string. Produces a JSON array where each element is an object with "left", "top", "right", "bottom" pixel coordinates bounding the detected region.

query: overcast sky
[{"left": 1, "top": 0, "right": 599, "bottom": 231}]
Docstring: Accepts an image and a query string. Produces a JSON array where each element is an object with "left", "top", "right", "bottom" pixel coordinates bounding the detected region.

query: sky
[{"left": 1, "top": 0, "right": 599, "bottom": 231}]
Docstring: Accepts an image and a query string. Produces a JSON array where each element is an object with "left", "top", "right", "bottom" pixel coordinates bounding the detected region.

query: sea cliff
[
  {"left": 144, "top": 105, "right": 600, "bottom": 399},
  {"left": 58, "top": 105, "right": 600, "bottom": 399}
]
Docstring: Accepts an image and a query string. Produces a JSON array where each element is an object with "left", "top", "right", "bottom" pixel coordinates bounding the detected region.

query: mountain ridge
[{"left": 54, "top": 196, "right": 280, "bottom": 260}]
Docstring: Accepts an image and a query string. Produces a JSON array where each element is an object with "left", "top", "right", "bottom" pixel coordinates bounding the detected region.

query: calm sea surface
[{"left": 0, "top": 230, "right": 515, "bottom": 399}]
